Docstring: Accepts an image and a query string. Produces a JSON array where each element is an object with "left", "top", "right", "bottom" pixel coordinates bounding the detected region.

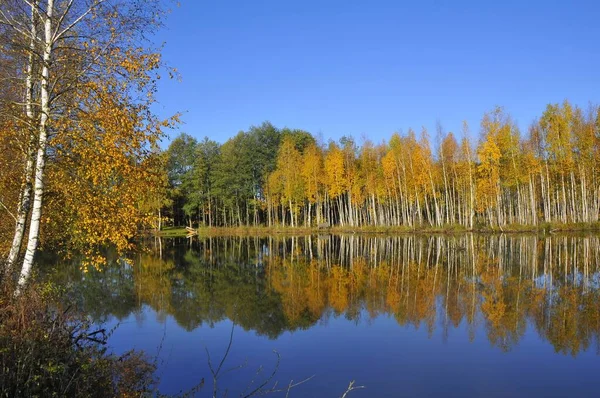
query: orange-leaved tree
[{"left": 0, "top": 0, "right": 176, "bottom": 288}]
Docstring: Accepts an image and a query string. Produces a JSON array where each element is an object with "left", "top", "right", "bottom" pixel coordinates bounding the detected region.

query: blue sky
[{"left": 153, "top": 0, "right": 600, "bottom": 145}]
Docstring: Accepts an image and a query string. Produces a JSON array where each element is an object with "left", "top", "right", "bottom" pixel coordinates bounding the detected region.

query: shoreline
[{"left": 156, "top": 222, "right": 600, "bottom": 238}]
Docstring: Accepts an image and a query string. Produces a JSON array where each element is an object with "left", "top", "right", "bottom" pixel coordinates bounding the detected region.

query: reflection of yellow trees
[
  {"left": 262, "top": 235, "right": 600, "bottom": 354},
  {"left": 481, "top": 261, "right": 507, "bottom": 328},
  {"left": 328, "top": 266, "right": 350, "bottom": 315},
  {"left": 531, "top": 287, "right": 600, "bottom": 356},
  {"left": 480, "top": 268, "right": 528, "bottom": 351},
  {"left": 267, "top": 256, "right": 442, "bottom": 326},
  {"left": 305, "top": 260, "right": 327, "bottom": 319},
  {"left": 392, "top": 265, "right": 439, "bottom": 335},
  {"left": 63, "top": 235, "right": 600, "bottom": 353},
  {"left": 268, "top": 256, "right": 327, "bottom": 325},
  {"left": 134, "top": 254, "right": 175, "bottom": 314},
  {"left": 548, "top": 288, "right": 581, "bottom": 355}
]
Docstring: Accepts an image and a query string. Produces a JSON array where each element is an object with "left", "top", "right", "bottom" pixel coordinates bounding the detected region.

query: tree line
[{"left": 164, "top": 101, "right": 600, "bottom": 230}]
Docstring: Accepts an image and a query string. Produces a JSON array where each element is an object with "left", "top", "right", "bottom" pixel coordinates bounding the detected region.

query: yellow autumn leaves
[{"left": 264, "top": 101, "right": 599, "bottom": 229}]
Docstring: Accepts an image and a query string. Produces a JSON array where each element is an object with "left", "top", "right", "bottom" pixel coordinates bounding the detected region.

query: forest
[{"left": 163, "top": 102, "right": 600, "bottom": 231}]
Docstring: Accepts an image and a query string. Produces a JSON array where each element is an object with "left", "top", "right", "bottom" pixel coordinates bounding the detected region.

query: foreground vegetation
[{"left": 0, "top": 282, "right": 156, "bottom": 397}]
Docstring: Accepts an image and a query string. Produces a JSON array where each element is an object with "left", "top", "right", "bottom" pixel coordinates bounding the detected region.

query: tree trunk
[
  {"left": 6, "top": 0, "right": 38, "bottom": 275},
  {"left": 208, "top": 195, "right": 212, "bottom": 227},
  {"left": 288, "top": 199, "right": 294, "bottom": 228},
  {"left": 19, "top": 0, "right": 54, "bottom": 289}
]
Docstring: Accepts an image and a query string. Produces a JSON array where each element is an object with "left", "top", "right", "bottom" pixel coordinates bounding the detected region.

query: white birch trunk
[
  {"left": 6, "top": 1, "right": 38, "bottom": 273},
  {"left": 18, "top": 0, "right": 54, "bottom": 289}
]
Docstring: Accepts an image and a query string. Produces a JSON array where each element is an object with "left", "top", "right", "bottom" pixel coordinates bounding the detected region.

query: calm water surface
[{"left": 44, "top": 234, "right": 600, "bottom": 397}]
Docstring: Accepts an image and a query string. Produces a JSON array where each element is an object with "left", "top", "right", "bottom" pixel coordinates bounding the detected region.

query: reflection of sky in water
[
  {"left": 44, "top": 235, "right": 600, "bottom": 397},
  {"left": 105, "top": 306, "right": 599, "bottom": 397}
]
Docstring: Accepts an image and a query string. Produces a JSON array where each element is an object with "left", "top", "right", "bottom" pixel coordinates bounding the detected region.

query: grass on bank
[
  {"left": 156, "top": 221, "right": 600, "bottom": 237},
  {"left": 157, "top": 226, "right": 189, "bottom": 237}
]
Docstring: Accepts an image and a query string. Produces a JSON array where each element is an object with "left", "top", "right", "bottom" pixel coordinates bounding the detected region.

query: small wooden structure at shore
[{"left": 185, "top": 226, "right": 198, "bottom": 236}]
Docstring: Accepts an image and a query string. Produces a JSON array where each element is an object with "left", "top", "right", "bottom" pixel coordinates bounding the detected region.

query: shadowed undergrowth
[{"left": 0, "top": 281, "right": 157, "bottom": 397}]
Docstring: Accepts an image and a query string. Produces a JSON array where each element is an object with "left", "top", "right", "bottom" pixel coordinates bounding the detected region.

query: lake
[{"left": 43, "top": 234, "right": 600, "bottom": 397}]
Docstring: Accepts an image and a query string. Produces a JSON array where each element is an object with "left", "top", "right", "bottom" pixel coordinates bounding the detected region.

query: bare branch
[
  {"left": 19, "top": 0, "right": 44, "bottom": 21},
  {"left": 340, "top": 380, "right": 366, "bottom": 398},
  {"left": 52, "top": 0, "right": 109, "bottom": 43},
  {"left": 205, "top": 322, "right": 236, "bottom": 398},
  {"left": 241, "top": 350, "right": 281, "bottom": 398},
  {"left": 282, "top": 375, "right": 316, "bottom": 398},
  {"left": 49, "top": 31, "right": 118, "bottom": 101},
  {"left": 202, "top": 322, "right": 315, "bottom": 397},
  {"left": 50, "top": 0, "right": 75, "bottom": 38},
  {"left": 0, "top": 8, "right": 32, "bottom": 38},
  {"left": 215, "top": 320, "right": 235, "bottom": 377},
  {"left": 0, "top": 198, "right": 18, "bottom": 222}
]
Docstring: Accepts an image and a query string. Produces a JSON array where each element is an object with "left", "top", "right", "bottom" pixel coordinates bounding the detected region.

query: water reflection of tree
[
  {"left": 47, "top": 234, "right": 600, "bottom": 355},
  {"left": 42, "top": 252, "right": 138, "bottom": 322}
]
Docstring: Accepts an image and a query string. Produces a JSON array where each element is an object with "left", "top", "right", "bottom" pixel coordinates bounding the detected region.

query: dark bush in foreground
[{"left": 0, "top": 282, "right": 156, "bottom": 397}]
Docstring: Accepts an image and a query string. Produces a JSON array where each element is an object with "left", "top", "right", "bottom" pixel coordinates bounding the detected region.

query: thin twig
[
  {"left": 0, "top": 198, "right": 17, "bottom": 222},
  {"left": 284, "top": 375, "right": 316, "bottom": 398},
  {"left": 242, "top": 350, "right": 281, "bottom": 398},
  {"left": 240, "top": 364, "right": 264, "bottom": 397},
  {"left": 222, "top": 358, "right": 248, "bottom": 376},
  {"left": 340, "top": 380, "right": 365, "bottom": 398},
  {"left": 204, "top": 321, "right": 315, "bottom": 397},
  {"left": 215, "top": 321, "right": 235, "bottom": 376},
  {"left": 206, "top": 322, "right": 236, "bottom": 398}
]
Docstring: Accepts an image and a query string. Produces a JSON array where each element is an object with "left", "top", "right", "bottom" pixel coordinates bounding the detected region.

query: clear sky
[{"left": 153, "top": 0, "right": 600, "bottom": 145}]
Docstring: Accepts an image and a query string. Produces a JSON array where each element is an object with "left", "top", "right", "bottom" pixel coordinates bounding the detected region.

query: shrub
[{"left": 0, "top": 281, "right": 156, "bottom": 397}]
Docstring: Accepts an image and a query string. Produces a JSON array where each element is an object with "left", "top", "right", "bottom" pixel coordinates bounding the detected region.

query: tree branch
[
  {"left": 0, "top": 198, "right": 17, "bottom": 223},
  {"left": 340, "top": 380, "right": 365, "bottom": 398},
  {"left": 53, "top": 0, "right": 109, "bottom": 43}
]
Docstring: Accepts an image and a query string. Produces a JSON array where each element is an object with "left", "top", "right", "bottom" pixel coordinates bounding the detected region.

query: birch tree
[
  {"left": 301, "top": 142, "right": 324, "bottom": 226},
  {"left": 1, "top": 0, "right": 40, "bottom": 274},
  {"left": 1, "top": 0, "right": 170, "bottom": 288}
]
